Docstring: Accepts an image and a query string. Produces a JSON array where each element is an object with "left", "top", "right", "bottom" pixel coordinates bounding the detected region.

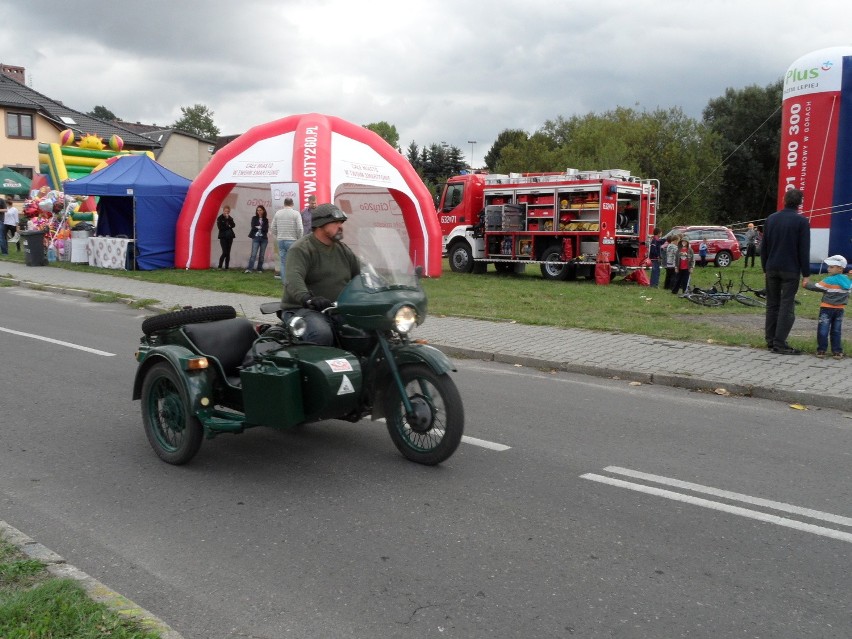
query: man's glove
[{"left": 305, "top": 296, "right": 334, "bottom": 311}]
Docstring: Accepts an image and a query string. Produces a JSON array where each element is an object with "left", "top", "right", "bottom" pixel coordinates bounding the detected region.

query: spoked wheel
[
  {"left": 140, "top": 362, "right": 203, "bottom": 464},
  {"left": 384, "top": 364, "right": 464, "bottom": 465},
  {"left": 734, "top": 293, "right": 766, "bottom": 307},
  {"left": 684, "top": 292, "right": 725, "bottom": 307}
]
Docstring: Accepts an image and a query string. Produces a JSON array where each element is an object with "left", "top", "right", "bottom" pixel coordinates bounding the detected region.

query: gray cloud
[{"left": 3, "top": 0, "right": 848, "bottom": 165}]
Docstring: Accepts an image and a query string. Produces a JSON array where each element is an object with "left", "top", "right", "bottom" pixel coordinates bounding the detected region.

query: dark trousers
[
  {"left": 764, "top": 270, "right": 800, "bottom": 347},
  {"left": 663, "top": 267, "right": 675, "bottom": 290},
  {"left": 671, "top": 269, "right": 691, "bottom": 294},
  {"left": 745, "top": 245, "right": 756, "bottom": 267},
  {"left": 218, "top": 237, "right": 234, "bottom": 268},
  {"left": 649, "top": 259, "right": 661, "bottom": 287}
]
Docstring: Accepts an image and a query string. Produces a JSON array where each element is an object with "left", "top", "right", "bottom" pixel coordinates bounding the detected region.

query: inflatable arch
[{"left": 175, "top": 113, "right": 442, "bottom": 275}]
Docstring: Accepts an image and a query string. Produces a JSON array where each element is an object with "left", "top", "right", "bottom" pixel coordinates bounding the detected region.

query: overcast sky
[{"left": 3, "top": 0, "right": 849, "bottom": 166}]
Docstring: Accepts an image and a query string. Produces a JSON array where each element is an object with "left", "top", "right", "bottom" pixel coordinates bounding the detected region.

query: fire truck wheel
[
  {"left": 448, "top": 242, "right": 474, "bottom": 273},
  {"left": 539, "top": 246, "right": 570, "bottom": 281}
]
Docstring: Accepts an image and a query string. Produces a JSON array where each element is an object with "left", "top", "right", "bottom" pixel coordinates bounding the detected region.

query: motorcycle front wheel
[{"left": 384, "top": 364, "right": 464, "bottom": 465}]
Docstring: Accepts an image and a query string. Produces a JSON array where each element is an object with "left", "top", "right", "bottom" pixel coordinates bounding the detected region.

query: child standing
[
  {"left": 803, "top": 255, "right": 851, "bottom": 359},
  {"left": 670, "top": 239, "right": 694, "bottom": 295}
]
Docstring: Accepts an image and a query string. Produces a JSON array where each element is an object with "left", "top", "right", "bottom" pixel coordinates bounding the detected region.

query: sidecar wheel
[
  {"left": 384, "top": 364, "right": 464, "bottom": 465},
  {"left": 142, "top": 305, "right": 236, "bottom": 335},
  {"left": 140, "top": 362, "right": 203, "bottom": 465}
]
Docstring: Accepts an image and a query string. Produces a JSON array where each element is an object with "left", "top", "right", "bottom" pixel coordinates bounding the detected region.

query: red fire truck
[{"left": 437, "top": 169, "right": 659, "bottom": 280}]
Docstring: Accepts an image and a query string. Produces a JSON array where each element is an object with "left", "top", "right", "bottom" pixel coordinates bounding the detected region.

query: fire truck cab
[{"left": 437, "top": 169, "right": 658, "bottom": 280}]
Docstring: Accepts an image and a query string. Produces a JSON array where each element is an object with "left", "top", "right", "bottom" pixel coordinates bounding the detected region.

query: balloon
[{"left": 60, "top": 129, "right": 75, "bottom": 146}]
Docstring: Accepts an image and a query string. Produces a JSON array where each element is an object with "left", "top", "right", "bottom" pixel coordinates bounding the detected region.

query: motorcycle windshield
[{"left": 354, "top": 227, "right": 419, "bottom": 291}]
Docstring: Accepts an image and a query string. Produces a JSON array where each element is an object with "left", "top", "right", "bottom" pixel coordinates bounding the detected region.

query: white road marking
[
  {"left": 580, "top": 472, "right": 852, "bottom": 544},
  {"left": 376, "top": 417, "right": 509, "bottom": 451},
  {"left": 462, "top": 435, "right": 511, "bottom": 451},
  {"left": 0, "top": 326, "right": 116, "bottom": 357},
  {"left": 604, "top": 465, "right": 852, "bottom": 527}
]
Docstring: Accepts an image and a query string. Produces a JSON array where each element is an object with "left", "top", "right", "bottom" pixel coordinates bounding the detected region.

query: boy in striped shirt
[{"left": 803, "top": 255, "right": 851, "bottom": 359}]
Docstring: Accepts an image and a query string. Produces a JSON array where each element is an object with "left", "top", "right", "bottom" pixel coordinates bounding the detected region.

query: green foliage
[
  {"left": 703, "top": 80, "right": 783, "bottom": 224},
  {"left": 88, "top": 105, "right": 118, "bottom": 121},
  {"left": 483, "top": 129, "right": 528, "bottom": 171},
  {"left": 492, "top": 107, "right": 723, "bottom": 227},
  {"left": 363, "top": 121, "right": 400, "bottom": 150},
  {"left": 406, "top": 141, "right": 467, "bottom": 201},
  {"left": 172, "top": 104, "right": 220, "bottom": 139}
]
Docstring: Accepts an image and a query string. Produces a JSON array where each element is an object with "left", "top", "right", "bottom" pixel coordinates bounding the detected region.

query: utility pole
[{"left": 467, "top": 140, "right": 477, "bottom": 169}]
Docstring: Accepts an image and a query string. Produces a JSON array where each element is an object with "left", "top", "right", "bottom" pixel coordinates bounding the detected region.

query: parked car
[
  {"left": 734, "top": 233, "right": 748, "bottom": 252},
  {"left": 663, "top": 226, "right": 742, "bottom": 267}
]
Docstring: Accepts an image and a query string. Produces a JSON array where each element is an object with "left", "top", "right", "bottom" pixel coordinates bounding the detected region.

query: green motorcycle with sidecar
[{"left": 132, "top": 228, "right": 464, "bottom": 465}]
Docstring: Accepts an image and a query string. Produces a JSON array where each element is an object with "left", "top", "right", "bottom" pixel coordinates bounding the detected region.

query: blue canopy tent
[{"left": 63, "top": 155, "right": 191, "bottom": 270}]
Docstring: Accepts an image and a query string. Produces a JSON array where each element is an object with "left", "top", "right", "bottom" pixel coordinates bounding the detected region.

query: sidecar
[{"left": 132, "top": 305, "right": 364, "bottom": 464}]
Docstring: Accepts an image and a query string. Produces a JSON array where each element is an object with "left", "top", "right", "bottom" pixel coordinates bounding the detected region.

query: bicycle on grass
[{"left": 683, "top": 272, "right": 766, "bottom": 308}]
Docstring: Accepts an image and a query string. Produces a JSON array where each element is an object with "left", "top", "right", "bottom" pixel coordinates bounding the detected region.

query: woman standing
[
  {"left": 670, "top": 239, "right": 694, "bottom": 295},
  {"left": 216, "top": 205, "right": 236, "bottom": 269},
  {"left": 245, "top": 205, "right": 269, "bottom": 273}
]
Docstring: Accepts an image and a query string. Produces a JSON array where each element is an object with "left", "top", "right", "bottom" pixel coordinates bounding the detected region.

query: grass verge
[
  {"left": 0, "top": 251, "right": 840, "bottom": 353},
  {"left": 0, "top": 534, "right": 160, "bottom": 638}
]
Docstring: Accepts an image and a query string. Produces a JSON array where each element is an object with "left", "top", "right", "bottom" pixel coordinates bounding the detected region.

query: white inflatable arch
[{"left": 175, "top": 113, "right": 442, "bottom": 275}]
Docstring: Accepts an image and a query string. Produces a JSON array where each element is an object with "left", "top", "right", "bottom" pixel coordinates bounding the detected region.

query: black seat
[{"left": 183, "top": 318, "right": 258, "bottom": 386}]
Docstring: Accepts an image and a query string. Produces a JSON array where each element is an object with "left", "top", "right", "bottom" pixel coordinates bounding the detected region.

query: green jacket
[{"left": 281, "top": 234, "right": 360, "bottom": 309}]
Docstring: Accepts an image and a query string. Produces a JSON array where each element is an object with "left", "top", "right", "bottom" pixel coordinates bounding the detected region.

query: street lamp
[{"left": 467, "top": 140, "right": 477, "bottom": 168}]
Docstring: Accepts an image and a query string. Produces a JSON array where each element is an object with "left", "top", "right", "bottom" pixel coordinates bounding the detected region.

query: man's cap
[
  {"left": 311, "top": 203, "right": 348, "bottom": 228},
  {"left": 824, "top": 255, "right": 847, "bottom": 269}
]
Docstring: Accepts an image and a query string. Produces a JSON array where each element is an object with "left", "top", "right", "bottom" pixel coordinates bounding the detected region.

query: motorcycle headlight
[
  {"left": 394, "top": 305, "right": 417, "bottom": 333},
  {"left": 288, "top": 315, "right": 307, "bottom": 338}
]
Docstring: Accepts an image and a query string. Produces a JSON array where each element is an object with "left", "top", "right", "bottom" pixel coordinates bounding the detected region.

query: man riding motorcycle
[{"left": 279, "top": 203, "right": 361, "bottom": 345}]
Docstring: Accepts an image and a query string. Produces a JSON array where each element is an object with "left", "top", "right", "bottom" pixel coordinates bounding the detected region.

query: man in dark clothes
[{"left": 761, "top": 188, "right": 810, "bottom": 354}]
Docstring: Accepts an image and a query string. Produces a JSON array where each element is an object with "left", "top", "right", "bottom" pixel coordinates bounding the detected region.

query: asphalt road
[{"left": 1, "top": 287, "right": 850, "bottom": 638}]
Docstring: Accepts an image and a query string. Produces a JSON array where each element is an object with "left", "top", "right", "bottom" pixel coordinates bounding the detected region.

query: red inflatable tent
[{"left": 175, "top": 113, "right": 442, "bottom": 275}]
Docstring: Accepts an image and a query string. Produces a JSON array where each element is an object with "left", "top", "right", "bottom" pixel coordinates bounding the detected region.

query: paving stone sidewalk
[{"left": 1, "top": 261, "right": 849, "bottom": 411}]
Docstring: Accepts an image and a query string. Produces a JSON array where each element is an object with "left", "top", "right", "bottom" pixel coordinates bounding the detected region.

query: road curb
[
  {"left": 433, "top": 344, "right": 847, "bottom": 411},
  {"left": 0, "top": 520, "right": 185, "bottom": 639}
]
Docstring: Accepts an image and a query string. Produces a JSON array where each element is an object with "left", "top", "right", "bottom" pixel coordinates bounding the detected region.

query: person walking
[
  {"left": 803, "top": 255, "right": 850, "bottom": 360},
  {"left": 744, "top": 223, "right": 758, "bottom": 267},
  {"left": 647, "top": 228, "right": 665, "bottom": 288},
  {"left": 761, "top": 188, "right": 811, "bottom": 355},
  {"left": 215, "top": 205, "right": 236, "bottom": 269},
  {"left": 245, "top": 205, "right": 269, "bottom": 273},
  {"left": 3, "top": 197, "right": 20, "bottom": 253},
  {"left": 270, "top": 197, "right": 303, "bottom": 280},
  {"left": 300, "top": 195, "right": 317, "bottom": 237},
  {"left": 670, "top": 238, "right": 694, "bottom": 295},
  {"left": 698, "top": 237, "right": 708, "bottom": 267}
]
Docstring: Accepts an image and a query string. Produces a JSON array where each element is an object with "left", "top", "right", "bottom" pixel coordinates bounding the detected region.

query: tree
[
  {"left": 483, "top": 129, "right": 528, "bottom": 171},
  {"left": 702, "top": 80, "right": 783, "bottom": 223},
  {"left": 172, "top": 104, "right": 220, "bottom": 139},
  {"left": 491, "top": 107, "right": 723, "bottom": 226},
  {"left": 363, "top": 121, "right": 400, "bottom": 150},
  {"left": 88, "top": 105, "right": 118, "bottom": 121}
]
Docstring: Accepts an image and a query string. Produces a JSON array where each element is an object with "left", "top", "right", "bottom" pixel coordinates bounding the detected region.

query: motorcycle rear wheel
[{"left": 384, "top": 364, "right": 464, "bottom": 465}]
